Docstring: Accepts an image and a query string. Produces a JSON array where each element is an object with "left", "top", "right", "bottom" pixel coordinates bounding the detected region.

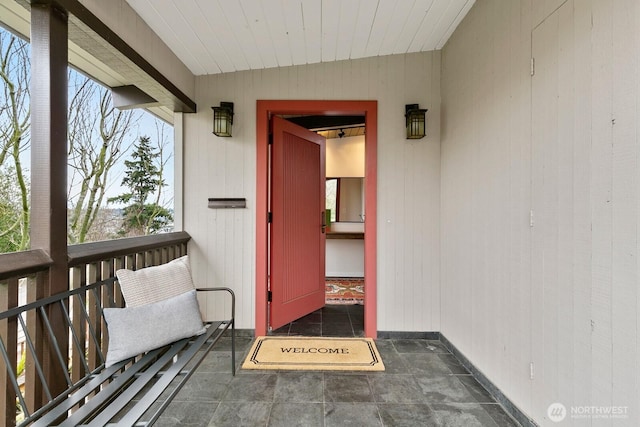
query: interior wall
[
  {"left": 339, "top": 178, "right": 364, "bottom": 222},
  {"left": 441, "top": 0, "right": 640, "bottom": 424},
  {"left": 326, "top": 135, "right": 365, "bottom": 178},
  {"left": 184, "top": 52, "right": 441, "bottom": 333}
]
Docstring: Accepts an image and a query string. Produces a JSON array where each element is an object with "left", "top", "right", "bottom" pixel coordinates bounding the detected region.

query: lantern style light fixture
[
  {"left": 212, "top": 102, "right": 234, "bottom": 137},
  {"left": 405, "top": 104, "right": 428, "bottom": 139}
]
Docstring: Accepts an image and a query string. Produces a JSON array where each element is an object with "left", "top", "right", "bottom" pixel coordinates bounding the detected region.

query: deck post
[{"left": 30, "top": 0, "right": 70, "bottom": 403}]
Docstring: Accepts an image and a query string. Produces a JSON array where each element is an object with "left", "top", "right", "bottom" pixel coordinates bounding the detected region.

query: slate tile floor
[
  {"left": 154, "top": 305, "right": 520, "bottom": 426},
  {"left": 271, "top": 304, "right": 365, "bottom": 337}
]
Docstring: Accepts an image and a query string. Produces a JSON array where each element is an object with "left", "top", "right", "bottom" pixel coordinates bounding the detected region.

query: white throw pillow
[
  {"left": 103, "top": 290, "right": 206, "bottom": 367},
  {"left": 116, "top": 255, "right": 194, "bottom": 307}
]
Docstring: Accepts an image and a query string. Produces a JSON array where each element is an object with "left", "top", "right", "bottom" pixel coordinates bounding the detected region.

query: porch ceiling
[
  {"left": 0, "top": 0, "right": 194, "bottom": 122},
  {"left": 125, "top": 0, "right": 475, "bottom": 76}
]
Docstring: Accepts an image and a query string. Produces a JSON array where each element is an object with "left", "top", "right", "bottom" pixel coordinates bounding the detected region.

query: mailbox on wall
[{"left": 208, "top": 198, "right": 246, "bottom": 209}]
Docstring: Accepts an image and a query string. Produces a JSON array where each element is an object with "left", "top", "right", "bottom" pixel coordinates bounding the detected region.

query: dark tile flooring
[
  {"left": 271, "top": 304, "right": 365, "bottom": 337},
  {"left": 154, "top": 305, "right": 520, "bottom": 426}
]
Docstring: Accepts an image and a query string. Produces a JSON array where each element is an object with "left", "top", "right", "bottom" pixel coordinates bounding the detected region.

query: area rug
[
  {"left": 242, "top": 336, "right": 384, "bottom": 371},
  {"left": 325, "top": 277, "right": 364, "bottom": 305}
]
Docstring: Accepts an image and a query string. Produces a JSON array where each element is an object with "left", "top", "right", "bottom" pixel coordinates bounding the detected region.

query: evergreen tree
[{"left": 109, "top": 136, "right": 172, "bottom": 236}]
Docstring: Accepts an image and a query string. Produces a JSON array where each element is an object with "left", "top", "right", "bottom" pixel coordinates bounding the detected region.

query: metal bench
[{"left": 0, "top": 278, "right": 235, "bottom": 426}]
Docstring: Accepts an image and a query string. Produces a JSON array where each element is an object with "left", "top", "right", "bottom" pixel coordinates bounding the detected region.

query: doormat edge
[{"left": 241, "top": 336, "right": 385, "bottom": 371}]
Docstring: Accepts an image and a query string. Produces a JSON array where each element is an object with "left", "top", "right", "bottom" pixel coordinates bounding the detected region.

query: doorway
[{"left": 255, "top": 100, "right": 378, "bottom": 338}]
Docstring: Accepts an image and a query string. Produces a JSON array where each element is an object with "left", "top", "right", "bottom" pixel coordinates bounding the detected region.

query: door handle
[{"left": 321, "top": 210, "right": 326, "bottom": 234}]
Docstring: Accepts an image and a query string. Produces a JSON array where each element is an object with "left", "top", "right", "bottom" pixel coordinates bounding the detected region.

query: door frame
[{"left": 256, "top": 100, "right": 378, "bottom": 338}]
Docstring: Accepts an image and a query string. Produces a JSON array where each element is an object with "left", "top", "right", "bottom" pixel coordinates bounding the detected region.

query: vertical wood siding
[
  {"left": 184, "top": 52, "right": 441, "bottom": 332},
  {"left": 441, "top": 0, "right": 640, "bottom": 424}
]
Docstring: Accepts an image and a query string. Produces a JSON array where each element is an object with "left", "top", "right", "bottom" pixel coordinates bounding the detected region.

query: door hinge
[
  {"left": 530, "top": 362, "right": 534, "bottom": 380},
  {"left": 268, "top": 212, "right": 272, "bottom": 223},
  {"left": 268, "top": 290, "right": 272, "bottom": 302},
  {"left": 268, "top": 133, "right": 274, "bottom": 145},
  {"left": 530, "top": 57, "right": 535, "bottom": 76},
  {"left": 529, "top": 209, "right": 534, "bottom": 227}
]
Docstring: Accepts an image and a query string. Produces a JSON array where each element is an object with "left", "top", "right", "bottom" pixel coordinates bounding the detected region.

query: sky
[
  {"left": 65, "top": 68, "right": 175, "bottom": 210},
  {"left": 0, "top": 24, "right": 174, "bottom": 211},
  {"left": 82, "top": 106, "right": 175, "bottom": 209}
]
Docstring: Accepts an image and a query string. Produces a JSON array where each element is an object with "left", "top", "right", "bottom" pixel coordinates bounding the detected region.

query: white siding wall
[
  {"left": 184, "top": 52, "right": 441, "bottom": 332},
  {"left": 441, "top": 0, "right": 640, "bottom": 424}
]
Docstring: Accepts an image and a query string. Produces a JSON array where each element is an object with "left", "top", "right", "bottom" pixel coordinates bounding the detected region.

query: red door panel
[{"left": 270, "top": 116, "right": 326, "bottom": 330}]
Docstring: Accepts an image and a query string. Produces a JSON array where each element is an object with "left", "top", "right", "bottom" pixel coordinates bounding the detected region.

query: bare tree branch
[
  {"left": 67, "top": 74, "right": 139, "bottom": 243},
  {"left": 0, "top": 30, "right": 30, "bottom": 251}
]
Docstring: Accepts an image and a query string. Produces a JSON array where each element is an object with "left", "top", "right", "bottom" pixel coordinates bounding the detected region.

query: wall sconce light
[
  {"left": 405, "top": 104, "right": 428, "bottom": 139},
  {"left": 212, "top": 102, "right": 234, "bottom": 137}
]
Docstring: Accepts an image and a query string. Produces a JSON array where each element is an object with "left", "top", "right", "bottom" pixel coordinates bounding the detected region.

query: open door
[{"left": 269, "top": 116, "right": 326, "bottom": 330}]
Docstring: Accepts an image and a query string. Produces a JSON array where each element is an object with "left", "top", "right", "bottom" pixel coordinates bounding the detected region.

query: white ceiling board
[
  {"left": 392, "top": 0, "right": 436, "bottom": 54},
  {"left": 408, "top": 0, "right": 450, "bottom": 52},
  {"left": 423, "top": 0, "right": 470, "bottom": 51},
  {"left": 165, "top": 2, "right": 218, "bottom": 75},
  {"left": 301, "top": 0, "right": 322, "bottom": 64},
  {"left": 435, "top": 0, "right": 476, "bottom": 49},
  {"left": 240, "top": 0, "right": 279, "bottom": 69},
  {"left": 363, "top": 1, "right": 394, "bottom": 57},
  {"left": 215, "top": 1, "right": 259, "bottom": 71},
  {"left": 262, "top": 0, "right": 294, "bottom": 67},
  {"left": 348, "top": 0, "right": 379, "bottom": 60},
  {"left": 320, "top": 0, "right": 340, "bottom": 62},
  {"left": 366, "top": 0, "right": 410, "bottom": 57},
  {"left": 283, "top": 0, "right": 307, "bottom": 65},
  {"left": 0, "top": 0, "right": 137, "bottom": 88},
  {"left": 126, "top": 0, "right": 476, "bottom": 76},
  {"left": 200, "top": 1, "right": 250, "bottom": 72},
  {"left": 172, "top": 1, "right": 226, "bottom": 75},
  {"left": 0, "top": 0, "right": 30, "bottom": 37},
  {"left": 334, "top": 0, "right": 360, "bottom": 61}
]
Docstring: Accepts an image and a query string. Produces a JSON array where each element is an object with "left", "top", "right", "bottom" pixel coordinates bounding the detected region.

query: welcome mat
[{"left": 242, "top": 336, "right": 385, "bottom": 371}]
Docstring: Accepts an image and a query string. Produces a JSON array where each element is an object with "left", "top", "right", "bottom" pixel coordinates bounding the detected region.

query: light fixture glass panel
[
  {"left": 405, "top": 105, "right": 427, "bottom": 139},
  {"left": 212, "top": 102, "right": 234, "bottom": 137}
]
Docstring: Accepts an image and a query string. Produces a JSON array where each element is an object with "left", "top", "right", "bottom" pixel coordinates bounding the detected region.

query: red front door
[{"left": 269, "top": 116, "right": 326, "bottom": 330}]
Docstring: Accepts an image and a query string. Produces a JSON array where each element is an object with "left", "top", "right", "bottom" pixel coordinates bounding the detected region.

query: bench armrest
[{"left": 195, "top": 287, "right": 235, "bottom": 321}]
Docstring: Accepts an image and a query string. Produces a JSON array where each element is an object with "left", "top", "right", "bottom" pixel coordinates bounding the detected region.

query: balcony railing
[{"left": 0, "top": 231, "right": 191, "bottom": 426}]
